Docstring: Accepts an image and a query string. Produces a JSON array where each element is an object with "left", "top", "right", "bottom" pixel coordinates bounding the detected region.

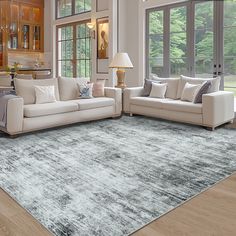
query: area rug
[{"left": 1, "top": 116, "right": 236, "bottom": 236}]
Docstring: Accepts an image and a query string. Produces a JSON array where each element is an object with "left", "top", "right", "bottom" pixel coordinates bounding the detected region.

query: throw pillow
[
  {"left": 93, "top": 80, "right": 105, "bottom": 97},
  {"left": 194, "top": 81, "right": 212, "bottom": 104},
  {"left": 149, "top": 83, "right": 167, "bottom": 99},
  {"left": 181, "top": 83, "right": 201, "bottom": 102},
  {"left": 142, "top": 79, "right": 160, "bottom": 97},
  {"left": 34, "top": 86, "right": 57, "bottom": 104},
  {"left": 79, "top": 83, "right": 94, "bottom": 99}
]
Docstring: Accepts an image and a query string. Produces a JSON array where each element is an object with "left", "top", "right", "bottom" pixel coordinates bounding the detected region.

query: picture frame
[{"left": 97, "top": 18, "right": 109, "bottom": 60}]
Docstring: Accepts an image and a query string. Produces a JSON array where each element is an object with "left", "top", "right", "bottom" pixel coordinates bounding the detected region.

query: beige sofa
[
  {"left": 124, "top": 76, "right": 235, "bottom": 130},
  {"left": 1, "top": 77, "right": 122, "bottom": 136}
]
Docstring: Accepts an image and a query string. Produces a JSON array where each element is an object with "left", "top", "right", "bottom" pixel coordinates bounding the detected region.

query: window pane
[
  {"left": 58, "top": 60, "right": 73, "bottom": 77},
  {"left": 148, "top": 10, "right": 164, "bottom": 77},
  {"left": 195, "top": 2, "right": 214, "bottom": 77},
  {"left": 77, "top": 24, "right": 86, "bottom": 38},
  {"left": 224, "top": 0, "right": 236, "bottom": 27},
  {"left": 57, "top": 0, "right": 72, "bottom": 18},
  {"left": 75, "top": 0, "right": 91, "bottom": 14},
  {"left": 195, "top": 1, "right": 213, "bottom": 30},
  {"left": 77, "top": 39, "right": 86, "bottom": 59},
  {"left": 170, "top": 7, "right": 186, "bottom": 33},
  {"left": 224, "top": 0, "right": 236, "bottom": 96},
  {"left": 170, "top": 7, "right": 187, "bottom": 77}
]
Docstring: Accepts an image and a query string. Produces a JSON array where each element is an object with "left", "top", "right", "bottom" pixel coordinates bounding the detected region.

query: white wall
[{"left": 44, "top": 0, "right": 54, "bottom": 71}]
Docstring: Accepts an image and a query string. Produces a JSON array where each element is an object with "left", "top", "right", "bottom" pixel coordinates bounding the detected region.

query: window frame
[
  {"left": 56, "top": 20, "right": 92, "bottom": 78},
  {"left": 146, "top": 2, "right": 189, "bottom": 78},
  {"left": 56, "top": 0, "right": 91, "bottom": 20}
]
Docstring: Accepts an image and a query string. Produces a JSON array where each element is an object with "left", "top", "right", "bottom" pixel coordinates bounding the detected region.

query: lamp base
[{"left": 115, "top": 69, "right": 126, "bottom": 89}]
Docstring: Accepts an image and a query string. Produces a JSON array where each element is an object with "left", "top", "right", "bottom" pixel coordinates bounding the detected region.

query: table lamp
[{"left": 109, "top": 53, "right": 133, "bottom": 89}]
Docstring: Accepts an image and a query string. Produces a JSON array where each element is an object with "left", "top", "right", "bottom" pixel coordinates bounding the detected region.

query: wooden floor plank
[
  {"left": 132, "top": 174, "right": 236, "bottom": 236},
  {"left": 0, "top": 189, "right": 52, "bottom": 236}
]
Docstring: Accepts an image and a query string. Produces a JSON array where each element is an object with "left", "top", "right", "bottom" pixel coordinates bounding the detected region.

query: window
[
  {"left": 57, "top": 21, "right": 91, "bottom": 78},
  {"left": 56, "top": 0, "right": 91, "bottom": 19},
  {"left": 146, "top": 0, "right": 236, "bottom": 96},
  {"left": 147, "top": 4, "right": 187, "bottom": 78}
]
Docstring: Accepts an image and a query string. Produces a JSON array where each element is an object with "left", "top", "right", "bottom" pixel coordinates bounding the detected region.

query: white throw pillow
[
  {"left": 35, "top": 86, "right": 57, "bottom": 104},
  {"left": 149, "top": 83, "right": 167, "bottom": 99},
  {"left": 177, "top": 75, "right": 221, "bottom": 99},
  {"left": 181, "top": 82, "right": 201, "bottom": 102}
]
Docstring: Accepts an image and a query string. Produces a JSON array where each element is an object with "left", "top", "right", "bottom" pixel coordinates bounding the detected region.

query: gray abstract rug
[{"left": 0, "top": 116, "right": 236, "bottom": 236}]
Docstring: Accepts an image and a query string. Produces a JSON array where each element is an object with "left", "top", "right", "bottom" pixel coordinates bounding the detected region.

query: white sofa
[
  {"left": 124, "top": 76, "right": 235, "bottom": 130},
  {"left": 0, "top": 77, "right": 122, "bottom": 136}
]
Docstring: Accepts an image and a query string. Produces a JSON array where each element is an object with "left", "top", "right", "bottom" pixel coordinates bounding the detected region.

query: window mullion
[
  {"left": 163, "top": 8, "right": 170, "bottom": 77},
  {"left": 187, "top": 1, "right": 195, "bottom": 77}
]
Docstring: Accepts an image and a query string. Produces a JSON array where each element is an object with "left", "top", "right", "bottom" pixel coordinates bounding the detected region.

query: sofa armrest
[
  {"left": 105, "top": 87, "right": 122, "bottom": 116},
  {"left": 202, "top": 91, "right": 234, "bottom": 128},
  {"left": 7, "top": 97, "right": 24, "bottom": 135},
  {"left": 123, "top": 87, "right": 144, "bottom": 113}
]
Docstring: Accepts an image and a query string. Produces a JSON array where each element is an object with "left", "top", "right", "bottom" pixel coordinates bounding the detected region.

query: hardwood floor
[
  {"left": 1, "top": 173, "right": 236, "bottom": 236},
  {"left": 132, "top": 173, "right": 236, "bottom": 236},
  {"left": 0, "top": 189, "right": 52, "bottom": 236}
]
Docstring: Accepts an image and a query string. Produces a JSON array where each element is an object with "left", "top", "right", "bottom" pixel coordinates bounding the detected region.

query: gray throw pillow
[
  {"left": 194, "top": 81, "right": 212, "bottom": 104},
  {"left": 142, "top": 79, "right": 160, "bottom": 97}
]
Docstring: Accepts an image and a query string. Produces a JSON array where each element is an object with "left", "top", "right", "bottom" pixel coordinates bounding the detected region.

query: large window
[
  {"left": 57, "top": 21, "right": 91, "bottom": 78},
  {"left": 56, "top": 0, "right": 91, "bottom": 19},
  {"left": 146, "top": 0, "right": 236, "bottom": 96}
]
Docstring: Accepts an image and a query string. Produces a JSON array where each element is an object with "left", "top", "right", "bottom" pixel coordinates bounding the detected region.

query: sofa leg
[
  {"left": 206, "top": 127, "right": 215, "bottom": 131},
  {"left": 9, "top": 134, "right": 19, "bottom": 139},
  {"left": 129, "top": 113, "right": 133, "bottom": 117}
]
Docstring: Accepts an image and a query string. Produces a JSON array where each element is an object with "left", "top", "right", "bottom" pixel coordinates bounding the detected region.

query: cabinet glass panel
[
  {"left": 33, "top": 26, "right": 41, "bottom": 50},
  {"left": 21, "top": 5, "right": 31, "bottom": 21},
  {"left": 8, "top": 4, "right": 19, "bottom": 49},
  {"left": 32, "top": 7, "right": 41, "bottom": 23},
  {"left": 22, "top": 25, "right": 30, "bottom": 49},
  {"left": 0, "top": 32, "right": 3, "bottom": 67}
]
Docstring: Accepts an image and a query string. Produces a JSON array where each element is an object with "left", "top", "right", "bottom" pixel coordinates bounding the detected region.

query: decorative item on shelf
[
  {"left": 109, "top": 53, "right": 134, "bottom": 89},
  {"left": 87, "top": 22, "right": 95, "bottom": 39},
  {"left": 97, "top": 18, "right": 109, "bottom": 59}
]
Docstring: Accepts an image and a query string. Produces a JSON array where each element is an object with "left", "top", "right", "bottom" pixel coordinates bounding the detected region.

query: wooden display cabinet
[{"left": 0, "top": 0, "right": 44, "bottom": 68}]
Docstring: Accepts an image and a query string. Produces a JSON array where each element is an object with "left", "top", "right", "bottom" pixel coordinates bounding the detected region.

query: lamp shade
[{"left": 109, "top": 53, "right": 134, "bottom": 69}]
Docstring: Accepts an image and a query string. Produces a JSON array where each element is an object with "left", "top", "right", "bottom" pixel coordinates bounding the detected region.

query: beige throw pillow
[
  {"left": 93, "top": 80, "right": 105, "bottom": 97},
  {"left": 35, "top": 86, "right": 57, "bottom": 104},
  {"left": 181, "top": 83, "right": 201, "bottom": 102},
  {"left": 149, "top": 83, "right": 167, "bottom": 99}
]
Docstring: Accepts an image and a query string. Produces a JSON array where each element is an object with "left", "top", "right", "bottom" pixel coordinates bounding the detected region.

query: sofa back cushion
[
  {"left": 14, "top": 78, "right": 60, "bottom": 105},
  {"left": 58, "top": 77, "right": 89, "bottom": 101},
  {"left": 155, "top": 78, "right": 180, "bottom": 99},
  {"left": 177, "top": 75, "right": 221, "bottom": 99}
]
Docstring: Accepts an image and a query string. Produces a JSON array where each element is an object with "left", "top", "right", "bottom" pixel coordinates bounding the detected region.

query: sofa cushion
[
  {"left": 58, "top": 77, "right": 90, "bottom": 101},
  {"left": 177, "top": 75, "right": 221, "bottom": 99},
  {"left": 149, "top": 83, "right": 167, "bottom": 99},
  {"left": 24, "top": 101, "right": 78, "bottom": 118},
  {"left": 181, "top": 83, "right": 202, "bottom": 102},
  {"left": 154, "top": 78, "right": 180, "bottom": 99},
  {"left": 14, "top": 78, "right": 60, "bottom": 105},
  {"left": 162, "top": 100, "right": 202, "bottom": 114},
  {"left": 130, "top": 97, "right": 172, "bottom": 109},
  {"left": 71, "top": 97, "right": 114, "bottom": 110}
]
